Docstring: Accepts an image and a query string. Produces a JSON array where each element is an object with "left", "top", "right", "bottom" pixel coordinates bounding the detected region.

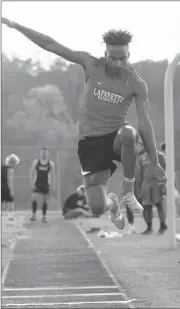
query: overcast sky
[{"left": 2, "top": 1, "right": 180, "bottom": 68}]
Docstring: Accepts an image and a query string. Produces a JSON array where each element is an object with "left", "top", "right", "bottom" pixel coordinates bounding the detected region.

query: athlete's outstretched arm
[
  {"left": 134, "top": 78, "right": 166, "bottom": 183},
  {"left": 2, "top": 17, "right": 90, "bottom": 66}
]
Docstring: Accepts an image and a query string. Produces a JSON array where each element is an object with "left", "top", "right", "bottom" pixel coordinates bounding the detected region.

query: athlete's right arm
[
  {"left": 2, "top": 17, "right": 91, "bottom": 67},
  {"left": 30, "top": 159, "right": 38, "bottom": 188}
]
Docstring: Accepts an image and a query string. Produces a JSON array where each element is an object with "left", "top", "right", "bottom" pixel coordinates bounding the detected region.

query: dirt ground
[{"left": 77, "top": 214, "right": 180, "bottom": 308}]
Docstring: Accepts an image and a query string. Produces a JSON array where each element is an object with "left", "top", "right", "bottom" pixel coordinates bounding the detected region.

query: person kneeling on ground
[{"left": 63, "top": 185, "right": 94, "bottom": 219}]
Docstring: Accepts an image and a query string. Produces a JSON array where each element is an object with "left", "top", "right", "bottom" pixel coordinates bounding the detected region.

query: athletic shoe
[
  {"left": 126, "top": 224, "right": 136, "bottom": 234},
  {"left": 108, "top": 193, "right": 125, "bottom": 230},
  {"left": 30, "top": 216, "right": 36, "bottom": 221},
  {"left": 120, "top": 192, "right": 143, "bottom": 213},
  {"left": 8, "top": 217, "right": 14, "bottom": 221},
  {"left": 141, "top": 228, "right": 153, "bottom": 235},
  {"left": 42, "top": 217, "right": 48, "bottom": 223},
  {"left": 157, "top": 225, "right": 167, "bottom": 235}
]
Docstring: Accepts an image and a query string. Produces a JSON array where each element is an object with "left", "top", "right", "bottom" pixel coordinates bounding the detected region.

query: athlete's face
[
  {"left": 40, "top": 149, "right": 49, "bottom": 161},
  {"left": 105, "top": 45, "right": 129, "bottom": 69}
]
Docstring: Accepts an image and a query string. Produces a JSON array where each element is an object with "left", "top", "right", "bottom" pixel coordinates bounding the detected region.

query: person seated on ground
[
  {"left": 1, "top": 153, "right": 20, "bottom": 221},
  {"left": 62, "top": 185, "right": 94, "bottom": 219}
]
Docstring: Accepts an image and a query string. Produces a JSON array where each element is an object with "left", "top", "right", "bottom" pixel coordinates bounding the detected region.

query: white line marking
[
  {"left": 3, "top": 286, "right": 118, "bottom": 291},
  {"left": 2, "top": 216, "right": 24, "bottom": 287},
  {"left": 2, "top": 300, "right": 136, "bottom": 307},
  {"left": 3, "top": 292, "right": 124, "bottom": 299},
  {"left": 75, "top": 223, "right": 136, "bottom": 309}
]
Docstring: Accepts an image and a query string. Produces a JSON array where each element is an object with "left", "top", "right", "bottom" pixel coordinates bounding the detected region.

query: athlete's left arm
[
  {"left": 49, "top": 161, "right": 56, "bottom": 192},
  {"left": 134, "top": 78, "right": 160, "bottom": 166}
]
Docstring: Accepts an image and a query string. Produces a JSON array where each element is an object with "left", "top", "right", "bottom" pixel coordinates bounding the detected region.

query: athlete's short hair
[
  {"left": 102, "top": 29, "right": 133, "bottom": 46},
  {"left": 5, "top": 153, "right": 20, "bottom": 165}
]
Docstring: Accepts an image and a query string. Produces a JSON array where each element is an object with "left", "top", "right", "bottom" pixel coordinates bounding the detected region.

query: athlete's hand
[
  {"left": 2, "top": 17, "right": 14, "bottom": 28},
  {"left": 152, "top": 164, "right": 167, "bottom": 184}
]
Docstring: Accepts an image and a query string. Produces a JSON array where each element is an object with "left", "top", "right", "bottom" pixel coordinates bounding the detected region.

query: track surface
[{"left": 2, "top": 214, "right": 134, "bottom": 308}]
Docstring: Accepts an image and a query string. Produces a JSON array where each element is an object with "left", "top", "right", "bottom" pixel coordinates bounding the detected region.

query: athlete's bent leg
[
  {"left": 84, "top": 170, "right": 111, "bottom": 216},
  {"left": 84, "top": 170, "right": 125, "bottom": 229},
  {"left": 113, "top": 125, "right": 143, "bottom": 213},
  {"left": 64, "top": 208, "right": 92, "bottom": 219}
]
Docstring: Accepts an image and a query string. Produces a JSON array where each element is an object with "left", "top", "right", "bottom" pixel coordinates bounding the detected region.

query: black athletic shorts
[
  {"left": 1, "top": 187, "right": 14, "bottom": 202},
  {"left": 33, "top": 185, "right": 49, "bottom": 195},
  {"left": 77, "top": 131, "right": 121, "bottom": 177}
]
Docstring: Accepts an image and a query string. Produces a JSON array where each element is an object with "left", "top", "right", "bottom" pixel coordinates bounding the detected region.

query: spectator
[
  {"left": 160, "top": 141, "right": 180, "bottom": 217},
  {"left": 1, "top": 154, "right": 20, "bottom": 221},
  {"left": 63, "top": 185, "right": 93, "bottom": 219},
  {"left": 136, "top": 148, "right": 167, "bottom": 234}
]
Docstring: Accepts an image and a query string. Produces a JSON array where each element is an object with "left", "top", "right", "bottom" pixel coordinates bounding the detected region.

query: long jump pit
[{"left": 1, "top": 212, "right": 135, "bottom": 308}]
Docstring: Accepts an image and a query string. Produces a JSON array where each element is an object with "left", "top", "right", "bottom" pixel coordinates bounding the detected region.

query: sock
[{"left": 123, "top": 177, "right": 135, "bottom": 195}]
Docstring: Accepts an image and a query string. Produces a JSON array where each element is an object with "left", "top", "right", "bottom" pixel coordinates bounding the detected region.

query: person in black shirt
[
  {"left": 1, "top": 154, "right": 20, "bottom": 221},
  {"left": 63, "top": 185, "right": 93, "bottom": 219},
  {"left": 30, "top": 147, "right": 56, "bottom": 223}
]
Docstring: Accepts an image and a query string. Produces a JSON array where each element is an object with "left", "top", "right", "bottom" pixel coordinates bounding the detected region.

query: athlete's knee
[
  {"left": 84, "top": 171, "right": 109, "bottom": 216},
  {"left": 87, "top": 190, "right": 105, "bottom": 216},
  {"left": 85, "top": 182, "right": 106, "bottom": 216},
  {"left": 118, "top": 125, "right": 137, "bottom": 146},
  {"left": 32, "top": 192, "right": 38, "bottom": 201}
]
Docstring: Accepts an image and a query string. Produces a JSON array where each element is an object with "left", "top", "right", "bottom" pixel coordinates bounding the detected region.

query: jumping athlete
[
  {"left": 30, "top": 147, "right": 56, "bottom": 223},
  {"left": 2, "top": 17, "right": 167, "bottom": 230},
  {"left": 1, "top": 153, "right": 20, "bottom": 221}
]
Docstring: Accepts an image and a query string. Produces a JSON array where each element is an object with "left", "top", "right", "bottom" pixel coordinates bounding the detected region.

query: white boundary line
[
  {"left": 3, "top": 292, "right": 124, "bottom": 299},
  {"left": 3, "top": 285, "right": 118, "bottom": 291},
  {"left": 75, "top": 223, "right": 136, "bottom": 309},
  {"left": 2, "top": 300, "right": 136, "bottom": 307},
  {"left": 2, "top": 216, "right": 24, "bottom": 287}
]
